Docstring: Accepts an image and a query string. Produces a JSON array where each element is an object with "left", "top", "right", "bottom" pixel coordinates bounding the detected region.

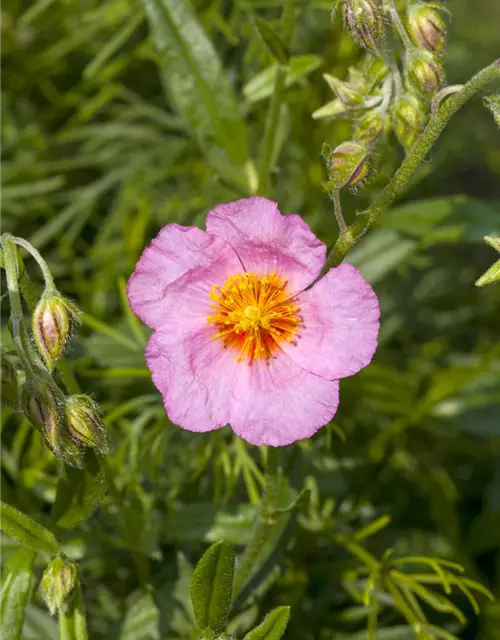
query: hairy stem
[
  {"left": 257, "top": 0, "right": 296, "bottom": 194},
  {"left": 1, "top": 235, "right": 35, "bottom": 373},
  {"left": 233, "top": 447, "right": 280, "bottom": 597},
  {"left": 325, "top": 58, "right": 500, "bottom": 270}
]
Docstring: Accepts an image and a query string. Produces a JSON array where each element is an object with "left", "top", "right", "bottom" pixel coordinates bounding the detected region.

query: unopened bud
[
  {"left": 329, "top": 141, "right": 370, "bottom": 188},
  {"left": 354, "top": 111, "right": 389, "bottom": 144},
  {"left": 39, "top": 557, "right": 78, "bottom": 615},
  {"left": 24, "top": 380, "right": 82, "bottom": 467},
  {"left": 65, "top": 395, "right": 108, "bottom": 454},
  {"left": 391, "top": 94, "right": 427, "bottom": 151},
  {"left": 2, "top": 359, "right": 21, "bottom": 410},
  {"left": 407, "top": 3, "right": 446, "bottom": 54},
  {"left": 406, "top": 51, "right": 444, "bottom": 100},
  {"left": 342, "top": 0, "right": 384, "bottom": 54},
  {"left": 323, "top": 74, "right": 364, "bottom": 107},
  {"left": 32, "top": 292, "right": 78, "bottom": 370}
]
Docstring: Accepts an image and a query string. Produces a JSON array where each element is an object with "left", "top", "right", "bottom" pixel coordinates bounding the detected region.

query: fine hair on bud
[
  {"left": 406, "top": 51, "right": 444, "bottom": 100},
  {"left": 391, "top": 93, "right": 428, "bottom": 151},
  {"left": 354, "top": 110, "right": 389, "bottom": 144},
  {"left": 65, "top": 394, "right": 109, "bottom": 455},
  {"left": 342, "top": 0, "right": 384, "bottom": 54},
  {"left": 329, "top": 141, "right": 370, "bottom": 188},
  {"left": 32, "top": 292, "right": 80, "bottom": 370},
  {"left": 407, "top": 2, "right": 446, "bottom": 54},
  {"left": 39, "top": 557, "right": 78, "bottom": 615},
  {"left": 24, "top": 379, "right": 83, "bottom": 467}
]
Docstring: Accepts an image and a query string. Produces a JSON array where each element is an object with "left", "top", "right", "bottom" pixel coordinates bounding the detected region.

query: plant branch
[
  {"left": 324, "top": 58, "right": 500, "bottom": 270},
  {"left": 233, "top": 447, "right": 281, "bottom": 597}
]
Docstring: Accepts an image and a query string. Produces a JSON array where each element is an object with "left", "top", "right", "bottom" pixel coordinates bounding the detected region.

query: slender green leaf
[
  {"left": 253, "top": 18, "right": 289, "bottom": 64},
  {"left": 189, "top": 540, "right": 235, "bottom": 633},
  {"left": 243, "top": 606, "right": 291, "bottom": 640},
  {"left": 0, "top": 502, "right": 59, "bottom": 554},
  {"left": 51, "top": 451, "right": 105, "bottom": 529},
  {"left": 0, "top": 547, "right": 37, "bottom": 640},
  {"left": 142, "top": 0, "right": 248, "bottom": 170}
]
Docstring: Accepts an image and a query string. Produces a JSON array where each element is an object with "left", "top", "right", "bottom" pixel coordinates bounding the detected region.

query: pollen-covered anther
[{"left": 207, "top": 272, "right": 300, "bottom": 361}]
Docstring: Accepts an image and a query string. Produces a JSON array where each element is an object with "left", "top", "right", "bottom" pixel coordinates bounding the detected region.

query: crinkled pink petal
[
  {"left": 146, "top": 325, "right": 235, "bottom": 433},
  {"left": 281, "top": 263, "right": 380, "bottom": 380},
  {"left": 206, "top": 197, "right": 326, "bottom": 294},
  {"left": 127, "top": 224, "right": 241, "bottom": 329},
  {"left": 229, "top": 353, "right": 339, "bottom": 446}
]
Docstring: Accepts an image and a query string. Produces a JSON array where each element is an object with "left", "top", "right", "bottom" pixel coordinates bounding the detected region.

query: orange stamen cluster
[{"left": 207, "top": 272, "right": 300, "bottom": 362}]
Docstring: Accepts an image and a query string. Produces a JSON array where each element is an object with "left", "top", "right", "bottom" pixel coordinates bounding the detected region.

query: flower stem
[
  {"left": 385, "top": 0, "right": 413, "bottom": 50},
  {"left": 324, "top": 58, "right": 500, "bottom": 270},
  {"left": 257, "top": 0, "right": 296, "bottom": 195},
  {"left": 332, "top": 189, "right": 348, "bottom": 236},
  {"left": 9, "top": 234, "right": 56, "bottom": 292},
  {"left": 1, "top": 235, "right": 36, "bottom": 373},
  {"left": 233, "top": 446, "right": 281, "bottom": 597}
]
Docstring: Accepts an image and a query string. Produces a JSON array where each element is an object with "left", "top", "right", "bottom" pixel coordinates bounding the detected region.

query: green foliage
[
  {"left": 242, "top": 606, "right": 290, "bottom": 640},
  {"left": 1, "top": 0, "right": 500, "bottom": 639},
  {"left": 190, "top": 541, "right": 235, "bottom": 634}
]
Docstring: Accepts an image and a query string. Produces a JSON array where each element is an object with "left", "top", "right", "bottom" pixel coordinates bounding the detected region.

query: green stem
[
  {"left": 385, "top": 0, "right": 413, "bottom": 50},
  {"left": 9, "top": 234, "right": 56, "bottom": 291},
  {"left": 1, "top": 236, "right": 35, "bottom": 373},
  {"left": 332, "top": 189, "right": 347, "bottom": 235},
  {"left": 233, "top": 447, "right": 280, "bottom": 597},
  {"left": 257, "top": 0, "right": 296, "bottom": 194},
  {"left": 325, "top": 58, "right": 500, "bottom": 270}
]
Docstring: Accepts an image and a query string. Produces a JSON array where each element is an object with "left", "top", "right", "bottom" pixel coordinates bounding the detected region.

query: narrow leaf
[
  {"left": 0, "top": 547, "right": 37, "bottom": 640},
  {"left": 242, "top": 606, "right": 291, "bottom": 640},
  {"left": 51, "top": 451, "right": 105, "bottom": 529},
  {"left": 0, "top": 502, "right": 59, "bottom": 554},
  {"left": 189, "top": 540, "right": 235, "bottom": 633},
  {"left": 142, "top": 0, "right": 248, "bottom": 173},
  {"left": 254, "top": 18, "right": 289, "bottom": 64}
]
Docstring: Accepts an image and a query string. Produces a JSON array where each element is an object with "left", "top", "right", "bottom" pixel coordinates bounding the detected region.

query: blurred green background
[{"left": 2, "top": 0, "right": 500, "bottom": 638}]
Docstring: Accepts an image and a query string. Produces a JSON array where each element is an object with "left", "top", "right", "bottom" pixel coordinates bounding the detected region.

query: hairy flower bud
[
  {"left": 2, "top": 359, "right": 21, "bottom": 410},
  {"left": 406, "top": 51, "right": 444, "bottom": 100},
  {"left": 32, "top": 292, "right": 78, "bottom": 370},
  {"left": 342, "top": 0, "right": 384, "bottom": 54},
  {"left": 39, "top": 557, "right": 78, "bottom": 615},
  {"left": 65, "top": 395, "right": 108, "bottom": 454},
  {"left": 407, "top": 3, "right": 446, "bottom": 54},
  {"left": 329, "top": 141, "right": 370, "bottom": 188},
  {"left": 354, "top": 110, "right": 389, "bottom": 144},
  {"left": 323, "top": 74, "right": 365, "bottom": 107},
  {"left": 24, "top": 379, "right": 82, "bottom": 466},
  {"left": 391, "top": 94, "right": 427, "bottom": 151}
]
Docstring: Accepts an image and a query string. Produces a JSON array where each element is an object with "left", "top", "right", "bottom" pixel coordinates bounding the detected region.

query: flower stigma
[{"left": 207, "top": 272, "right": 300, "bottom": 361}]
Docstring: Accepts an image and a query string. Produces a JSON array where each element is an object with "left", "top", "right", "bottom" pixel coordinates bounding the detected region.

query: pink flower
[{"left": 127, "top": 197, "right": 379, "bottom": 446}]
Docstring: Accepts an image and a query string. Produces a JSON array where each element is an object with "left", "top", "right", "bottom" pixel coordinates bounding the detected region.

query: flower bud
[
  {"left": 323, "top": 74, "right": 365, "bottom": 107},
  {"left": 406, "top": 51, "right": 444, "bottom": 100},
  {"left": 39, "top": 557, "right": 78, "bottom": 615},
  {"left": 329, "top": 141, "right": 370, "bottom": 188},
  {"left": 354, "top": 110, "right": 389, "bottom": 144},
  {"left": 65, "top": 395, "right": 109, "bottom": 454},
  {"left": 391, "top": 94, "right": 428, "bottom": 151},
  {"left": 407, "top": 3, "right": 446, "bottom": 54},
  {"left": 24, "top": 379, "right": 82, "bottom": 467},
  {"left": 2, "top": 359, "right": 21, "bottom": 410},
  {"left": 342, "top": 0, "right": 384, "bottom": 54},
  {"left": 32, "top": 292, "right": 78, "bottom": 370}
]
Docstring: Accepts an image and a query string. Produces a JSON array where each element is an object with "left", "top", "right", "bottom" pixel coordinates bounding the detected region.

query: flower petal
[
  {"left": 206, "top": 197, "right": 326, "bottom": 294},
  {"left": 281, "top": 263, "right": 380, "bottom": 380},
  {"left": 127, "top": 224, "right": 240, "bottom": 329},
  {"left": 146, "top": 325, "right": 235, "bottom": 433},
  {"left": 229, "top": 354, "right": 339, "bottom": 446}
]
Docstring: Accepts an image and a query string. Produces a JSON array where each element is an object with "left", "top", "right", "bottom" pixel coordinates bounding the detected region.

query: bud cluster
[{"left": 317, "top": 0, "right": 449, "bottom": 188}]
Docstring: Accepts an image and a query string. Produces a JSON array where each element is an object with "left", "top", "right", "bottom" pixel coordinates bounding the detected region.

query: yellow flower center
[{"left": 207, "top": 272, "right": 300, "bottom": 361}]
